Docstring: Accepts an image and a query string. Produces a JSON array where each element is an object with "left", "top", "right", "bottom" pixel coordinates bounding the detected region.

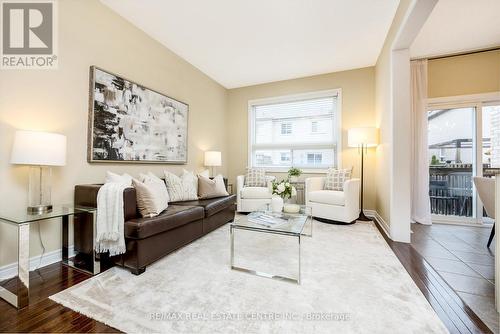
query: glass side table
[{"left": 0, "top": 205, "right": 100, "bottom": 309}]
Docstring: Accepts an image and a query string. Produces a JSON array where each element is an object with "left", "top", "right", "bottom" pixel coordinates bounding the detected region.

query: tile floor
[{"left": 411, "top": 223, "right": 498, "bottom": 333}]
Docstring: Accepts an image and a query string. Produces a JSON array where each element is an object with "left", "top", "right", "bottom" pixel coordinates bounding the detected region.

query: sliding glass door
[
  {"left": 481, "top": 104, "right": 500, "bottom": 223},
  {"left": 427, "top": 100, "right": 500, "bottom": 224},
  {"left": 428, "top": 107, "right": 476, "bottom": 220}
]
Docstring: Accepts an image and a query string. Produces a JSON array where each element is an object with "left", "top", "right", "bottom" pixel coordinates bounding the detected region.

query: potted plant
[
  {"left": 430, "top": 155, "right": 440, "bottom": 166},
  {"left": 287, "top": 167, "right": 302, "bottom": 182},
  {"left": 271, "top": 179, "right": 298, "bottom": 213}
]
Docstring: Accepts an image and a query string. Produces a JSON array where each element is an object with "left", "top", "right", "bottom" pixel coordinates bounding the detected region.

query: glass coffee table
[{"left": 230, "top": 205, "right": 312, "bottom": 284}]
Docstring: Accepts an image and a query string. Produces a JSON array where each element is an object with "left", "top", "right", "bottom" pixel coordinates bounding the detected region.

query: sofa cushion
[
  {"left": 240, "top": 187, "right": 272, "bottom": 199},
  {"left": 125, "top": 205, "right": 204, "bottom": 239},
  {"left": 308, "top": 190, "right": 345, "bottom": 206},
  {"left": 172, "top": 195, "right": 236, "bottom": 218}
]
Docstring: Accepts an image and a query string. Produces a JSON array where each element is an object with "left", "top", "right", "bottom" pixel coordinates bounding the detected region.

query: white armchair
[
  {"left": 305, "top": 177, "right": 360, "bottom": 224},
  {"left": 236, "top": 175, "right": 276, "bottom": 212}
]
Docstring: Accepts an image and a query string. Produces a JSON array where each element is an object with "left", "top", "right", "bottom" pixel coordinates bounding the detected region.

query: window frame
[{"left": 248, "top": 89, "right": 342, "bottom": 173}]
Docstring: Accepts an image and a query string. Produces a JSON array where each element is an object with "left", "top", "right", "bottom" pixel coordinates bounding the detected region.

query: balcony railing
[{"left": 429, "top": 165, "right": 499, "bottom": 217}]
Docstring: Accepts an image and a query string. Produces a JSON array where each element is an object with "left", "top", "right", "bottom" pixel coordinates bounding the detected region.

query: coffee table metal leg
[
  {"left": 230, "top": 225, "right": 234, "bottom": 268},
  {"left": 298, "top": 234, "right": 301, "bottom": 284}
]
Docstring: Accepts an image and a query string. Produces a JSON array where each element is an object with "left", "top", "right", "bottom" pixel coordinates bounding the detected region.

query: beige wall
[
  {"left": 226, "top": 67, "right": 376, "bottom": 210},
  {"left": 0, "top": 0, "right": 228, "bottom": 267},
  {"left": 428, "top": 49, "right": 500, "bottom": 98}
]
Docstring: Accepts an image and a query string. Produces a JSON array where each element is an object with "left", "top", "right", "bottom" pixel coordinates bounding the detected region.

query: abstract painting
[{"left": 87, "top": 66, "right": 188, "bottom": 163}]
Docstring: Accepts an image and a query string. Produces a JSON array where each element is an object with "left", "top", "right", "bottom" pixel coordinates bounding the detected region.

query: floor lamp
[{"left": 348, "top": 127, "right": 379, "bottom": 221}]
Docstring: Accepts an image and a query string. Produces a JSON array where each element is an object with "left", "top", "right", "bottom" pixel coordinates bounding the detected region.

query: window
[
  {"left": 281, "top": 122, "right": 292, "bottom": 135},
  {"left": 311, "top": 121, "right": 318, "bottom": 133},
  {"left": 280, "top": 152, "right": 291, "bottom": 162},
  {"left": 249, "top": 90, "right": 340, "bottom": 169},
  {"left": 307, "top": 153, "right": 322, "bottom": 165}
]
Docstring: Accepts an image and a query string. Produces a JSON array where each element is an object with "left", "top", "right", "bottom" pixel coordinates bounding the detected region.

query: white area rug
[{"left": 50, "top": 221, "right": 448, "bottom": 333}]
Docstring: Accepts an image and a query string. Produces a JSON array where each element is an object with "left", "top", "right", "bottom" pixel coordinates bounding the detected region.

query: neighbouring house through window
[
  {"left": 249, "top": 89, "right": 340, "bottom": 170},
  {"left": 311, "top": 121, "right": 318, "bottom": 133},
  {"left": 281, "top": 122, "right": 292, "bottom": 135}
]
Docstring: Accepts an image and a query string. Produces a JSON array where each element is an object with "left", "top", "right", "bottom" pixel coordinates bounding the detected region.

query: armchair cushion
[
  {"left": 241, "top": 187, "right": 273, "bottom": 199},
  {"left": 308, "top": 190, "right": 345, "bottom": 206}
]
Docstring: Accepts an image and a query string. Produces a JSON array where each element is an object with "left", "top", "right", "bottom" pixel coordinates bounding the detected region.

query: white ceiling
[
  {"left": 101, "top": 0, "right": 399, "bottom": 89},
  {"left": 411, "top": 0, "right": 500, "bottom": 58}
]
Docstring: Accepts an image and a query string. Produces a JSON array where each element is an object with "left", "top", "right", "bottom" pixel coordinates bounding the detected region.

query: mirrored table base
[{"left": 0, "top": 211, "right": 100, "bottom": 309}]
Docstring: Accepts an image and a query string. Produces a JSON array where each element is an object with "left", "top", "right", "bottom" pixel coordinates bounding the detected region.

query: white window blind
[{"left": 250, "top": 93, "right": 339, "bottom": 169}]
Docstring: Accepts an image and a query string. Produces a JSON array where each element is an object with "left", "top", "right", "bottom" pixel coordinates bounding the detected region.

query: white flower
[
  {"left": 285, "top": 182, "right": 290, "bottom": 187},
  {"left": 277, "top": 183, "right": 285, "bottom": 193}
]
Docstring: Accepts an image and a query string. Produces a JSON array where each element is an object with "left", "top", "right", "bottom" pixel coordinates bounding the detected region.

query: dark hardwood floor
[
  {"left": 0, "top": 223, "right": 495, "bottom": 333},
  {"left": 0, "top": 263, "right": 118, "bottom": 333},
  {"left": 375, "top": 222, "right": 494, "bottom": 334}
]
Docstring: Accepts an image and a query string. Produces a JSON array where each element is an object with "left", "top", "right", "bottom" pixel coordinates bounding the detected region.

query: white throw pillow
[
  {"left": 199, "top": 169, "right": 210, "bottom": 178},
  {"left": 198, "top": 174, "right": 228, "bottom": 199},
  {"left": 132, "top": 176, "right": 169, "bottom": 218},
  {"left": 163, "top": 170, "right": 198, "bottom": 202},
  {"left": 105, "top": 171, "right": 132, "bottom": 186}
]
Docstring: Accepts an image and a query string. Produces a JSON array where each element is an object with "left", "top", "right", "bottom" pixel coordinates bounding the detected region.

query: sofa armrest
[
  {"left": 74, "top": 184, "right": 102, "bottom": 208},
  {"left": 305, "top": 177, "right": 325, "bottom": 204},
  {"left": 343, "top": 178, "right": 361, "bottom": 208},
  {"left": 74, "top": 184, "right": 139, "bottom": 221},
  {"left": 305, "top": 177, "right": 325, "bottom": 192}
]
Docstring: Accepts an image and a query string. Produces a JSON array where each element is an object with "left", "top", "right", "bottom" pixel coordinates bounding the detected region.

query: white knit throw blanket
[{"left": 95, "top": 182, "right": 129, "bottom": 256}]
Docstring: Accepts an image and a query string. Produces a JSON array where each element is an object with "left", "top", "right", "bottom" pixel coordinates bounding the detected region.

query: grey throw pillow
[
  {"left": 324, "top": 168, "right": 352, "bottom": 191},
  {"left": 244, "top": 168, "right": 267, "bottom": 187},
  {"left": 198, "top": 174, "right": 228, "bottom": 199}
]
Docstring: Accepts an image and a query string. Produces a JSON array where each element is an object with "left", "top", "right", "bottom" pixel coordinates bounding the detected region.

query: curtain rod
[{"left": 411, "top": 46, "right": 500, "bottom": 61}]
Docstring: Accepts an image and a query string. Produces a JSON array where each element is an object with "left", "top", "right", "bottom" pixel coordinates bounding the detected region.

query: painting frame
[{"left": 87, "top": 66, "right": 189, "bottom": 164}]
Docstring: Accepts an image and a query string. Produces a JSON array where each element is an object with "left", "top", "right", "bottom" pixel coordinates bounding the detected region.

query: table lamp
[
  {"left": 204, "top": 151, "right": 222, "bottom": 177},
  {"left": 10, "top": 130, "right": 67, "bottom": 214},
  {"left": 348, "top": 127, "right": 378, "bottom": 221}
]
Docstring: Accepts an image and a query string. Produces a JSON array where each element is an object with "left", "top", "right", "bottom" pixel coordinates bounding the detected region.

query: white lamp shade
[
  {"left": 10, "top": 130, "right": 67, "bottom": 166},
  {"left": 348, "top": 127, "right": 379, "bottom": 148},
  {"left": 204, "top": 151, "right": 222, "bottom": 167}
]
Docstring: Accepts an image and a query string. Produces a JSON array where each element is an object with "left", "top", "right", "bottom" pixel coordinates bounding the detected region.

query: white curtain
[{"left": 410, "top": 59, "right": 432, "bottom": 225}]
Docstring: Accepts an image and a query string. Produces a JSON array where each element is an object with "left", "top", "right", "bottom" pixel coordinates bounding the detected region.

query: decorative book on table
[{"left": 247, "top": 212, "right": 288, "bottom": 228}]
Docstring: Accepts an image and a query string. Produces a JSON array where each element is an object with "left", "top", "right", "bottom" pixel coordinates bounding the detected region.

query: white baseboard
[
  {"left": 364, "top": 210, "right": 391, "bottom": 240},
  {"left": 0, "top": 246, "right": 75, "bottom": 280}
]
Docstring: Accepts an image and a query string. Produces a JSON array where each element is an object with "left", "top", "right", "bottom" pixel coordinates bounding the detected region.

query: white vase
[{"left": 271, "top": 196, "right": 284, "bottom": 213}]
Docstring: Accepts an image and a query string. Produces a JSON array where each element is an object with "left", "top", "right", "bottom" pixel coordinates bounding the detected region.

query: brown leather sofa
[{"left": 74, "top": 183, "right": 236, "bottom": 275}]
